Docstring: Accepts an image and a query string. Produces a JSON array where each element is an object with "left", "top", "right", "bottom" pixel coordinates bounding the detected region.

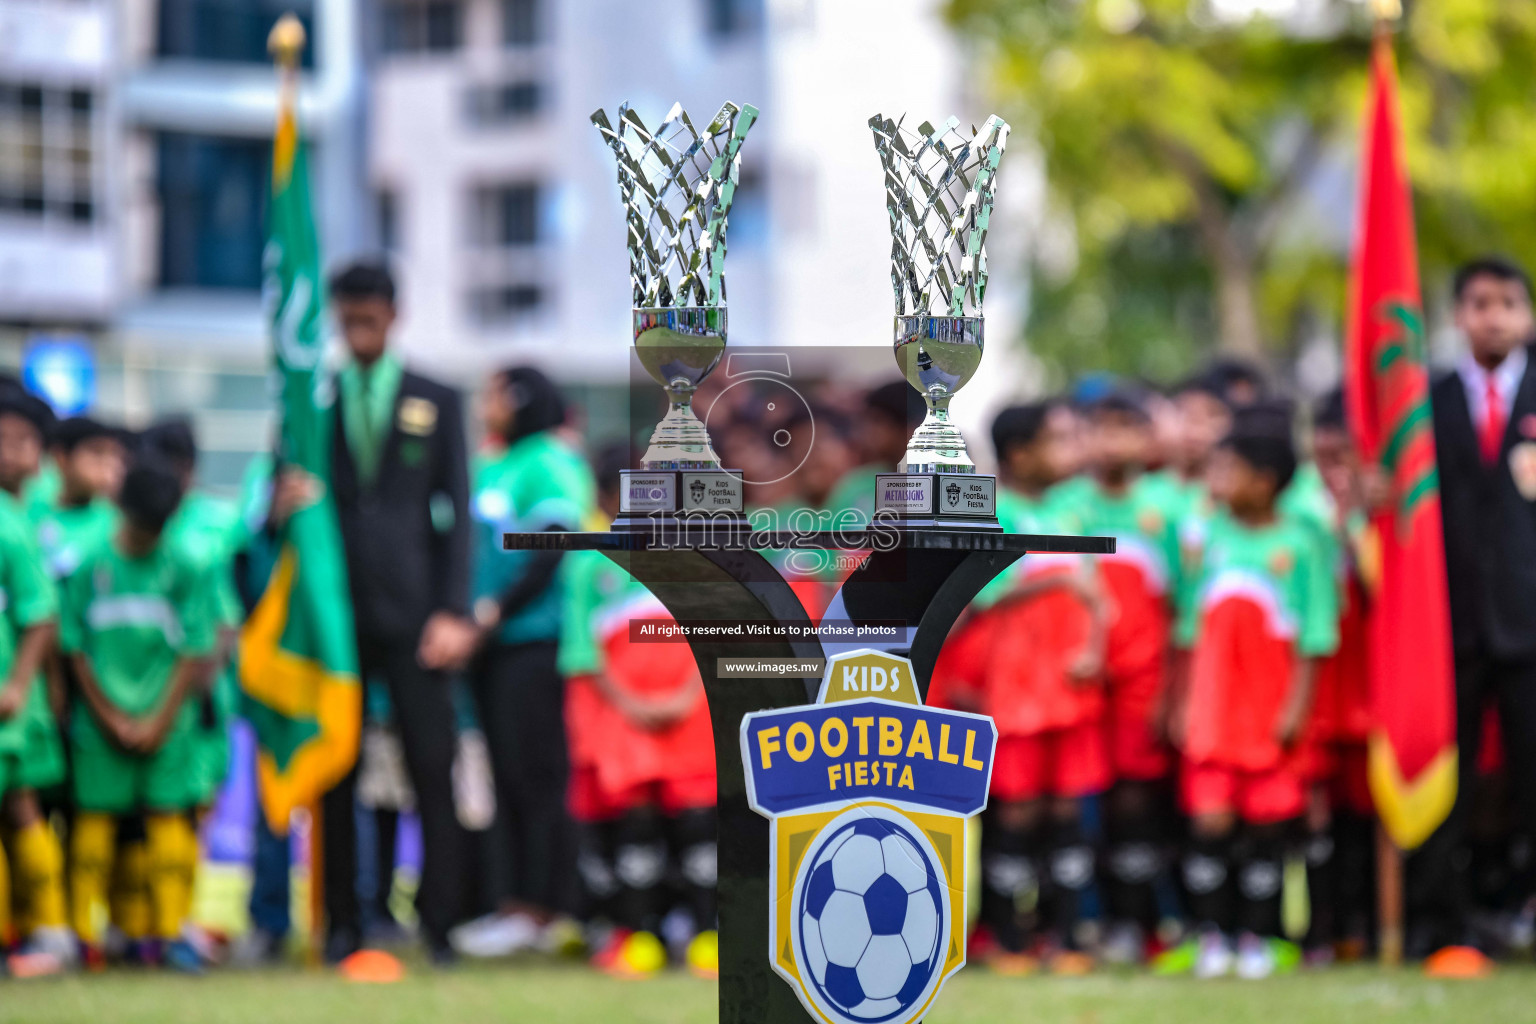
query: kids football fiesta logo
[{"left": 741, "top": 650, "right": 995, "bottom": 1024}]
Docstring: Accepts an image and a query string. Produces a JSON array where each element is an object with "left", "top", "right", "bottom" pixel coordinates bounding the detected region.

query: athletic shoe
[
  {"left": 537, "top": 917, "right": 587, "bottom": 957},
  {"left": 987, "top": 950, "right": 1042, "bottom": 976},
  {"left": 7, "top": 927, "right": 77, "bottom": 978},
  {"left": 966, "top": 925, "right": 999, "bottom": 963},
  {"left": 1100, "top": 922, "right": 1144, "bottom": 966},
  {"left": 1235, "top": 933, "right": 1275, "bottom": 980},
  {"left": 78, "top": 943, "right": 108, "bottom": 973},
  {"left": 686, "top": 930, "right": 718, "bottom": 979},
  {"left": 590, "top": 928, "right": 632, "bottom": 971},
  {"left": 1047, "top": 948, "right": 1095, "bottom": 976},
  {"left": 1304, "top": 944, "right": 1336, "bottom": 969},
  {"left": 182, "top": 924, "right": 227, "bottom": 966},
  {"left": 1149, "top": 937, "right": 1198, "bottom": 976},
  {"left": 449, "top": 912, "right": 540, "bottom": 959},
  {"left": 1270, "top": 938, "right": 1302, "bottom": 975},
  {"left": 603, "top": 930, "right": 667, "bottom": 979},
  {"left": 229, "top": 927, "right": 287, "bottom": 968},
  {"left": 101, "top": 925, "right": 131, "bottom": 963},
  {"left": 1193, "top": 930, "right": 1234, "bottom": 979},
  {"left": 163, "top": 939, "right": 206, "bottom": 975}
]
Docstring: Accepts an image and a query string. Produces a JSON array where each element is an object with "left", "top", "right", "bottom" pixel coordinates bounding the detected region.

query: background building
[{"left": 0, "top": 0, "right": 1032, "bottom": 490}]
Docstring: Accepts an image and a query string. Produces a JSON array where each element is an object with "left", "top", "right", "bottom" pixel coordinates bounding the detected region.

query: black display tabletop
[{"left": 504, "top": 528, "right": 1115, "bottom": 554}]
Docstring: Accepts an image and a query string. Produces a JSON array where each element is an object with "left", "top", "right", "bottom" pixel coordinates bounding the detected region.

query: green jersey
[
  {"left": 0, "top": 501, "right": 57, "bottom": 755},
  {"left": 1174, "top": 513, "right": 1339, "bottom": 655},
  {"left": 31, "top": 496, "right": 116, "bottom": 581},
  {"left": 822, "top": 464, "right": 883, "bottom": 529},
  {"left": 472, "top": 431, "right": 595, "bottom": 645},
  {"left": 1072, "top": 474, "right": 1184, "bottom": 601},
  {"left": 972, "top": 486, "right": 1081, "bottom": 609},
  {"left": 557, "top": 550, "right": 647, "bottom": 679},
  {"left": 60, "top": 526, "right": 217, "bottom": 723},
  {"left": 164, "top": 490, "right": 244, "bottom": 629}
]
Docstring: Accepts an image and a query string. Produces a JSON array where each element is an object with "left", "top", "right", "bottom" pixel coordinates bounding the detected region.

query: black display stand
[{"left": 504, "top": 526, "right": 1113, "bottom": 1023}]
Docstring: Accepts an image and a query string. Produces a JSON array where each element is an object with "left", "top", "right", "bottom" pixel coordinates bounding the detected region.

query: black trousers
[
  {"left": 470, "top": 641, "right": 573, "bottom": 915},
  {"left": 322, "top": 637, "right": 465, "bottom": 949},
  {"left": 1408, "top": 653, "right": 1536, "bottom": 947}
]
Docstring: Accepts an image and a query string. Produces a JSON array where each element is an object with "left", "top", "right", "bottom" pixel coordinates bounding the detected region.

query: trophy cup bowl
[
  {"left": 633, "top": 306, "right": 727, "bottom": 470},
  {"left": 894, "top": 314, "right": 983, "bottom": 474}
]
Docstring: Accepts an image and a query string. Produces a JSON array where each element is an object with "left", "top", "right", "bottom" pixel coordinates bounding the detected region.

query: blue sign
[
  {"left": 741, "top": 698, "right": 995, "bottom": 818},
  {"left": 23, "top": 337, "right": 96, "bottom": 415}
]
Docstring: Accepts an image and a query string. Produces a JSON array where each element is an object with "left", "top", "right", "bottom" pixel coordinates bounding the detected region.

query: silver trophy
[
  {"left": 592, "top": 101, "right": 757, "bottom": 523},
  {"left": 869, "top": 113, "right": 1010, "bottom": 526}
]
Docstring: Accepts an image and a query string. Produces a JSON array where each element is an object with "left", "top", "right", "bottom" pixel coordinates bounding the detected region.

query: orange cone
[
  {"left": 1423, "top": 945, "right": 1494, "bottom": 979},
  {"left": 339, "top": 949, "right": 405, "bottom": 983}
]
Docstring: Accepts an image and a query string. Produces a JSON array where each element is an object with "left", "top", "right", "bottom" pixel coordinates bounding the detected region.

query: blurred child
[
  {"left": 1204, "top": 358, "right": 1269, "bottom": 408},
  {"left": 561, "top": 445, "right": 717, "bottom": 979},
  {"left": 0, "top": 392, "right": 54, "bottom": 503},
  {"left": 32, "top": 418, "right": 124, "bottom": 580},
  {"left": 64, "top": 461, "right": 214, "bottom": 973},
  {"left": 1073, "top": 390, "right": 1185, "bottom": 962},
  {"left": 1299, "top": 391, "right": 1376, "bottom": 960},
  {"left": 0, "top": 474, "right": 68, "bottom": 976},
  {"left": 140, "top": 419, "right": 243, "bottom": 812},
  {"left": 0, "top": 392, "right": 73, "bottom": 977},
  {"left": 1165, "top": 374, "right": 1232, "bottom": 517},
  {"left": 1170, "top": 410, "right": 1338, "bottom": 979},
  {"left": 139, "top": 419, "right": 245, "bottom": 965},
  {"left": 937, "top": 401, "right": 1108, "bottom": 972}
]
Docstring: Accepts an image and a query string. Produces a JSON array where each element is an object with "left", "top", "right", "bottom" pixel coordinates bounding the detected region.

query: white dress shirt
[{"left": 1458, "top": 345, "right": 1528, "bottom": 434}]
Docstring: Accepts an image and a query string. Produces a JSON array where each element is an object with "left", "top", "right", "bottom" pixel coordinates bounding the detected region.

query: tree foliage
[{"left": 947, "top": 0, "right": 1536, "bottom": 381}]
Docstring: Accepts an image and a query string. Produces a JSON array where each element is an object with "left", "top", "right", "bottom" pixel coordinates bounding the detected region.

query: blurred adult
[
  {"left": 1416, "top": 256, "right": 1536, "bottom": 954},
  {"left": 316, "top": 260, "right": 473, "bottom": 964},
  {"left": 449, "top": 366, "right": 594, "bottom": 958}
]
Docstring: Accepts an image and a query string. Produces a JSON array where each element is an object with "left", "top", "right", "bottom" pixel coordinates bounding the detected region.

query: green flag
[{"left": 239, "top": 85, "right": 360, "bottom": 835}]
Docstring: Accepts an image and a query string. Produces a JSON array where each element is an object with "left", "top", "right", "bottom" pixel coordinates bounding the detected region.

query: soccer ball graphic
[{"left": 794, "top": 810, "right": 948, "bottom": 1024}]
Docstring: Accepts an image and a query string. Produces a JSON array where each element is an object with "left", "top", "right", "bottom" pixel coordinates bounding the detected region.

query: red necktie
[{"left": 1482, "top": 377, "right": 1506, "bottom": 463}]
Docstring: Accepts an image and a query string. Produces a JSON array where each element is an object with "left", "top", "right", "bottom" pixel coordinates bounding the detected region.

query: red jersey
[
  {"left": 981, "top": 556, "right": 1104, "bottom": 738},
  {"left": 1178, "top": 516, "right": 1339, "bottom": 772},
  {"left": 561, "top": 555, "right": 714, "bottom": 796}
]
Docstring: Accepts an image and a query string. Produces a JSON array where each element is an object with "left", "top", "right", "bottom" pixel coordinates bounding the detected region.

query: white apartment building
[{"left": 0, "top": 0, "right": 1028, "bottom": 486}]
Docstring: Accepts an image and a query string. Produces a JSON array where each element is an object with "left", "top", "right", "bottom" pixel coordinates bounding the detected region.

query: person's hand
[
  {"left": 1273, "top": 701, "right": 1308, "bottom": 749},
  {"left": 115, "top": 714, "right": 155, "bottom": 754},
  {"left": 620, "top": 694, "right": 688, "bottom": 732},
  {"left": 417, "top": 612, "right": 481, "bottom": 671},
  {"left": 0, "top": 683, "right": 25, "bottom": 721},
  {"left": 1359, "top": 464, "right": 1394, "bottom": 515},
  {"left": 1156, "top": 695, "right": 1186, "bottom": 749},
  {"left": 1066, "top": 646, "right": 1103, "bottom": 687},
  {"left": 270, "top": 468, "right": 323, "bottom": 528}
]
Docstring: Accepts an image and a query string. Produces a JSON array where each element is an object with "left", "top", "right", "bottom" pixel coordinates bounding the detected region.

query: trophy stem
[
  {"left": 900, "top": 392, "right": 976, "bottom": 475},
  {"left": 640, "top": 394, "right": 721, "bottom": 471}
]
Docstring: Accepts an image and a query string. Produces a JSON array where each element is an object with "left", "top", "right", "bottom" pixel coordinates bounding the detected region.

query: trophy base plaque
[
  {"left": 614, "top": 469, "right": 747, "bottom": 531},
  {"left": 874, "top": 472, "right": 1001, "bottom": 530}
]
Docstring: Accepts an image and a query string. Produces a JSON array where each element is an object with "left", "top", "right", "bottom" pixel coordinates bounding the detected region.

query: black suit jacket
[
  {"left": 331, "top": 367, "right": 471, "bottom": 645},
  {"left": 1432, "top": 345, "right": 1536, "bottom": 661}
]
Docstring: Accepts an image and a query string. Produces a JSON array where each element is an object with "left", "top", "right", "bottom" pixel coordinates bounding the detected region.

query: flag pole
[
  {"left": 266, "top": 11, "right": 324, "bottom": 967},
  {"left": 1369, "top": 0, "right": 1406, "bottom": 969}
]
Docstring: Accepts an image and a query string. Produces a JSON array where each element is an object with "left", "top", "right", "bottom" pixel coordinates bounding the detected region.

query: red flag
[{"left": 1344, "top": 35, "right": 1456, "bottom": 850}]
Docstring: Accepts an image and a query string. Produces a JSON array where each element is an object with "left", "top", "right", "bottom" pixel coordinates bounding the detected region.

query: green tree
[{"left": 948, "top": 0, "right": 1536, "bottom": 377}]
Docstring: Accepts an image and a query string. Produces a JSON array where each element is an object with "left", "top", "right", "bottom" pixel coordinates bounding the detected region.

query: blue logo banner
[{"left": 741, "top": 698, "right": 995, "bottom": 817}]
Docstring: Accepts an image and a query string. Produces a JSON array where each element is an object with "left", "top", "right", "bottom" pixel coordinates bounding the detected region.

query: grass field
[{"left": 0, "top": 961, "right": 1526, "bottom": 1024}]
